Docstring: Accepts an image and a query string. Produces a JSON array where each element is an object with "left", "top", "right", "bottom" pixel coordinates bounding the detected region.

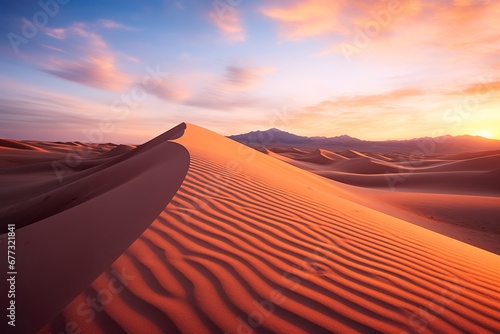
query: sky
[{"left": 0, "top": 0, "right": 499, "bottom": 143}]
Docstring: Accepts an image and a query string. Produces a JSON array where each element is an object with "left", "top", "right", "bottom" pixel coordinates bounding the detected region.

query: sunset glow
[
  {"left": 0, "top": 0, "right": 499, "bottom": 142},
  {"left": 471, "top": 130, "right": 495, "bottom": 139}
]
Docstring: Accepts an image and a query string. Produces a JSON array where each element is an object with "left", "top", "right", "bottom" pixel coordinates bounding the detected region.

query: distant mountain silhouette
[{"left": 228, "top": 129, "right": 500, "bottom": 154}]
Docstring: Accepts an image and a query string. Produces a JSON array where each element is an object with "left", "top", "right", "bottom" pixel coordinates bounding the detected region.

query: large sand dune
[{"left": 0, "top": 123, "right": 492, "bottom": 333}]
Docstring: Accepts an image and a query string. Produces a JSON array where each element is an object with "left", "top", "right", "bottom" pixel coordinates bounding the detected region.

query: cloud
[
  {"left": 224, "top": 66, "right": 274, "bottom": 90},
  {"left": 0, "top": 98, "right": 95, "bottom": 127},
  {"left": 38, "top": 22, "right": 134, "bottom": 91},
  {"left": 209, "top": 4, "right": 245, "bottom": 41},
  {"left": 444, "top": 78, "right": 500, "bottom": 99},
  {"left": 0, "top": 89, "right": 108, "bottom": 141},
  {"left": 146, "top": 78, "right": 191, "bottom": 101},
  {"left": 262, "top": 0, "right": 500, "bottom": 78},
  {"left": 44, "top": 27, "right": 66, "bottom": 39},
  {"left": 44, "top": 58, "right": 132, "bottom": 92},
  {"left": 146, "top": 65, "right": 273, "bottom": 111},
  {"left": 97, "top": 19, "right": 137, "bottom": 31},
  {"left": 297, "top": 79, "right": 499, "bottom": 122},
  {"left": 321, "top": 1, "right": 500, "bottom": 65},
  {"left": 261, "top": 0, "right": 425, "bottom": 42},
  {"left": 186, "top": 95, "right": 264, "bottom": 111},
  {"left": 39, "top": 43, "right": 65, "bottom": 53},
  {"left": 277, "top": 89, "right": 425, "bottom": 137},
  {"left": 186, "top": 65, "right": 273, "bottom": 110},
  {"left": 261, "top": 0, "right": 347, "bottom": 40},
  {"left": 304, "top": 88, "right": 424, "bottom": 113},
  {"left": 281, "top": 78, "right": 500, "bottom": 139}
]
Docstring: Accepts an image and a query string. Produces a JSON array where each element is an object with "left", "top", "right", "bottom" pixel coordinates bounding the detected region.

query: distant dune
[
  {"left": 1, "top": 124, "right": 499, "bottom": 333},
  {"left": 259, "top": 145, "right": 500, "bottom": 254}
]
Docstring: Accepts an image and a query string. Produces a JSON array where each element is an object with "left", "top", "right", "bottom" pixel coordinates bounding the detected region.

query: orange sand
[{"left": 1, "top": 124, "right": 499, "bottom": 333}]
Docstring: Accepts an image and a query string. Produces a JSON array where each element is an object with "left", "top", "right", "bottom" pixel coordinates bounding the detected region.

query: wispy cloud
[
  {"left": 0, "top": 91, "right": 106, "bottom": 141},
  {"left": 38, "top": 21, "right": 134, "bottom": 91},
  {"left": 146, "top": 77, "right": 191, "bottom": 101},
  {"left": 462, "top": 80, "right": 500, "bottom": 95},
  {"left": 188, "top": 65, "right": 273, "bottom": 110},
  {"left": 284, "top": 78, "right": 500, "bottom": 139},
  {"left": 97, "top": 19, "right": 137, "bottom": 31},
  {"left": 209, "top": 5, "right": 245, "bottom": 42},
  {"left": 0, "top": 80, "right": 162, "bottom": 143},
  {"left": 224, "top": 66, "right": 274, "bottom": 91},
  {"left": 147, "top": 64, "right": 273, "bottom": 111},
  {"left": 304, "top": 88, "right": 425, "bottom": 113},
  {"left": 261, "top": 0, "right": 347, "bottom": 40}
]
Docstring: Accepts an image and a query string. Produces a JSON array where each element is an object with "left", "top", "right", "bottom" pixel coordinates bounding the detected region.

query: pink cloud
[
  {"left": 146, "top": 78, "right": 191, "bottom": 101},
  {"left": 261, "top": 0, "right": 347, "bottom": 40},
  {"left": 224, "top": 66, "right": 274, "bottom": 90},
  {"left": 145, "top": 64, "right": 273, "bottom": 112},
  {"left": 318, "top": 1, "right": 500, "bottom": 62},
  {"left": 40, "top": 22, "right": 133, "bottom": 91},
  {"left": 262, "top": 0, "right": 499, "bottom": 73},
  {"left": 303, "top": 88, "right": 425, "bottom": 115},
  {"left": 97, "top": 19, "right": 137, "bottom": 31},
  {"left": 43, "top": 27, "right": 66, "bottom": 39},
  {"left": 209, "top": 5, "right": 245, "bottom": 42}
]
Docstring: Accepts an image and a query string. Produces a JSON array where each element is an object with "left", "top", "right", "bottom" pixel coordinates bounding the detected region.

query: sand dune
[
  {"left": 318, "top": 149, "right": 350, "bottom": 161},
  {"left": 265, "top": 149, "right": 411, "bottom": 174},
  {"left": 270, "top": 148, "right": 500, "bottom": 176},
  {"left": 0, "top": 138, "right": 46, "bottom": 151},
  {"left": 268, "top": 147, "right": 309, "bottom": 155},
  {"left": 421, "top": 153, "right": 500, "bottom": 173},
  {"left": 0, "top": 140, "right": 160, "bottom": 230},
  {"left": 97, "top": 144, "right": 136, "bottom": 159},
  {"left": 1, "top": 124, "right": 189, "bottom": 333},
  {"left": 338, "top": 150, "right": 363, "bottom": 159},
  {"left": 329, "top": 158, "right": 403, "bottom": 175},
  {"left": 327, "top": 184, "right": 500, "bottom": 254},
  {"left": 292, "top": 149, "right": 336, "bottom": 165},
  {"left": 317, "top": 170, "right": 500, "bottom": 196},
  {"left": 24, "top": 124, "right": 500, "bottom": 334},
  {"left": 258, "top": 144, "right": 500, "bottom": 253},
  {"left": 440, "top": 150, "right": 500, "bottom": 161}
]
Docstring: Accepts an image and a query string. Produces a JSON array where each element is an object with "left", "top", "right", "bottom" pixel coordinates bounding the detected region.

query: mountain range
[{"left": 228, "top": 128, "right": 500, "bottom": 154}]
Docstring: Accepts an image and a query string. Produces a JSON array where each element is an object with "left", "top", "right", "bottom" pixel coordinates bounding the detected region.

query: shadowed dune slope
[
  {"left": 319, "top": 149, "right": 350, "bottom": 161},
  {"left": 421, "top": 153, "right": 500, "bottom": 172},
  {"left": 0, "top": 126, "right": 185, "bottom": 230},
  {"left": 268, "top": 147, "right": 309, "bottom": 155},
  {"left": 0, "top": 124, "right": 189, "bottom": 334},
  {"left": 0, "top": 138, "right": 46, "bottom": 151},
  {"left": 41, "top": 124, "right": 500, "bottom": 334},
  {"left": 318, "top": 170, "right": 500, "bottom": 196}
]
